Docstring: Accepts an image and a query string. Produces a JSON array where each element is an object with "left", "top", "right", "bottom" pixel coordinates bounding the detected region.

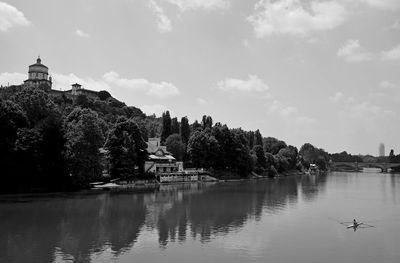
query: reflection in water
[
  {"left": 299, "top": 173, "right": 328, "bottom": 202},
  {"left": 0, "top": 175, "right": 327, "bottom": 262}
]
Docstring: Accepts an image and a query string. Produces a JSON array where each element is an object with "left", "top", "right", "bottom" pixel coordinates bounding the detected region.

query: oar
[{"left": 359, "top": 223, "right": 375, "bottom": 228}]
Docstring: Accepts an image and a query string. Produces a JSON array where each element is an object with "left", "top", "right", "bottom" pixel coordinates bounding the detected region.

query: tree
[
  {"left": 201, "top": 115, "right": 213, "bottom": 130},
  {"left": 161, "top": 111, "right": 171, "bottom": 143},
  {"left": 254, "top": 129, "right": 263, "bottom": 147},
  {"left": 11, "top": 88, "right": 69, "bottom": 191},
  {"left": 65, "top": 108, "right": 105, "bottom": 188},
  {"left": 105, "top": 118, "right": 147, "bottom": 178},
  {"left": 187, "top": 130, "right": 219, "bottom": 168},
  {"left": 0, "top": 99, "right": 28, "bottom": 193},
  {"left": 38, "top": 114, "right": 69, "bottom": 189},
  {"left": 247, "top": 131, "right": 255, "bottom": 150},
  {"left": 12, "top": 87, "right": 58, "bottom": 127},
  {"left": 98, "top": 90, "right": 111, "bottom": 101},
  {"left": 253, "top": 145, "right": 266, "bottom": 169},
  {"left": 192, "top": 120, "right": 202, "bottom": 131},
  {"left": 263, "top": 137, "right": 287, "bottom": 154},
  {"left": 278, "top": 146, "right": 298, "bottom": 169},
  {"left": 171, "top": 117, "right": 179, "bottom": 134},
  {"left": 75, "top": 94, "right": 90, "bottom": 108},
  {"left": 180, "top": 116, "right": 190, "bottom": 145},
  {"left": 389, "top": 149, "right": 395, "bottom": 163},
  {"left": 166, "top": 134, "right": 186, "bottom": 161}
]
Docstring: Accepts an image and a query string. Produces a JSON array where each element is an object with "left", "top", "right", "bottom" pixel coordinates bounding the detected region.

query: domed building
[{"left": 24, "top": 56, "right": 52, "bottom": 90}]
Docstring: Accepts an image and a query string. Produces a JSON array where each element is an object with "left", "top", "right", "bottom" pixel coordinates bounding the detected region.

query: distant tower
[
  {"left": 379, "top": 143, "right": 385, "bottom": 157},
  {"left": 71, "top": 83, "right": 82, "bottom": 95},
  {"left": 24, "top": 56, "right": 52, "bottom": 90}
]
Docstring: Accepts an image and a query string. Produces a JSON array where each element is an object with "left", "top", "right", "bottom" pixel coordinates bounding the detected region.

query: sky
[{"left": 0, "top": 0, "right": 399, "bottom": 155}]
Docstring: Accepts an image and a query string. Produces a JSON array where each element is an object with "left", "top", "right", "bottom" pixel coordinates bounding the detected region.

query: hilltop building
[
  {"left": 8, "top": 57, "right": 100, "bottom": 98},
  {"left": 379, "top": 143, "right": 385, "bottom": 157},
  {"left": 23, "top": 57, "right": 52, "bottom": 90}
]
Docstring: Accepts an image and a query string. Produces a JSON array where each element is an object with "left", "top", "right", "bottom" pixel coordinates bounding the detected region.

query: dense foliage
[{"left": 2, "top": 84, "right": 378, "bottom": 193}]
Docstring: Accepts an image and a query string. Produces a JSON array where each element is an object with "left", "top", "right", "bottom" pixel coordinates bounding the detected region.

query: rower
[{"left": 353, "top": 219, "right": 359, "bottom": 227}]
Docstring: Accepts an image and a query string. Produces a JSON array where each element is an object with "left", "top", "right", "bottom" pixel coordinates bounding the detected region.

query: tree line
[{"left": 1, "top": 85, "right": 330, "bottom": 193}]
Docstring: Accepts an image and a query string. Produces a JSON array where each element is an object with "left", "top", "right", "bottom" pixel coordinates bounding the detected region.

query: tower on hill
[{"left": 24, "top": 56, "right": 52, "bottom": 90}]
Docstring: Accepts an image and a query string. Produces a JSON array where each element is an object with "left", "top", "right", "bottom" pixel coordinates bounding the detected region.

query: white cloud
[
  {"left": 162, "top": 0, "right": 229, "bottom": 11},
  {"left": 247, "top": 0, "right": 346, "bottom": 38},
  {"left": 268, "top": 99, "right": 297, "bottom": 116},
  {"left": 0, "top": 72, "right": 25, "bottom": 86},
  {"left": 148, "top": 0, "right": 228, "bottom": 32},
  {"left": 379, "top": 80, "right": 396, "bottom": 90},
  {"left": 103, "top": 71, "right": 179, "bottom": 98},
  {"left": 75, "top": 29, "right": 90, "bottom": 38},
  {"left": 217, "top": 75, "right": 269, "bottom": 93},
  {"left": 149, "top": 0, "right": 172, "bottom": 33},
  {"left": 196, "top": 97, "right": 207, "bottom": 105},
  {"left": 141, "top": 104, "right": 169, "bottom": 116},
  {"left": 390, "top": 20, "right": 400, "bottom": 30},
  {"left": 346, "top": 101, "right": 396, "bottom": 119},
  {"left": 381, "top": 44, "right": 400, "bottom": 61},
  {"left": 333, "top": 91, "right": 396, "bottom": 120},
  {"left": 337, "top": 39, "right": 373, "bottom": 62},
  {"left": 296, "top": 116, "right": 316, "bottom": 124},
  {"left": 0, "top": 2, "right": 30, "bottom": 31},
  {"left": 330, "top": 91, "right": 344, "bottom": 103},
  {"left": 353, "top": 0, "right": 400, "bottom": 10}
]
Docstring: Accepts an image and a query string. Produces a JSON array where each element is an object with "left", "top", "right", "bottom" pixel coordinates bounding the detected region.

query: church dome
[{"left": 28, "top": 57, "right": 48, "bottom": 74}]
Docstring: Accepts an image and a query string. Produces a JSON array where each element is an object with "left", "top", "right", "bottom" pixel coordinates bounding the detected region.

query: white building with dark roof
[
  {"left": 144, "top": 138, "right": 183, "bottom": 174},
  {"left": 24, "top": 57, "right": 52, "bottom": 89}
]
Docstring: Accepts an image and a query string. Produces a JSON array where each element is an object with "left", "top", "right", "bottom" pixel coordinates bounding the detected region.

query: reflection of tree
[
  {"left": 0, "top": 200, "right": 62, "bottom": 263},
  {"left": 0, "top": 176, "right": 328, "bottom": 261},
  {"left": 151, "top": 179, "right": 300, "bottom": 246},
  {"left": 0, "top": 191, "right": 148, "bottom": 263},
  {"left": 299, "top": 173, "right": 328, "bottom": 202},
  {"left": 58, "top": 192, "right": 147, "bottom": 260}
]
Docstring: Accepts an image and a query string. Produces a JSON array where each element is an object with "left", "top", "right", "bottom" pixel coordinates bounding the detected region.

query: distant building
[
  {"left": 20, "top": 57, "right": 99, "bottom": 98},
  {"left": 379, "top": 143, "right": 385, "bottom": 157},
  {"left": 59, "top": 83, "right": 100, "bottom": 99},
  {"left": 23, "top": 56, "right": 52, "bottom": 89},
  {"left": 144, "top": 138, "right": 183, "bottom": 174}
]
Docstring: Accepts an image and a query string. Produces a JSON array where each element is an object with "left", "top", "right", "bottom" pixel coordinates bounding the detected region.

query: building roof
[
  {"left": 148, "top": 154, "right": 175, "bottom": 161},
  {"left": 28, "top": 57, "right": 48, "bottom": 69}
]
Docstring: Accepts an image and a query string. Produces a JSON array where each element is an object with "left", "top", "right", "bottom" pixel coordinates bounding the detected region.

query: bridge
[{"left": 331, "top": 162, "right": 400, "bottom": 173}]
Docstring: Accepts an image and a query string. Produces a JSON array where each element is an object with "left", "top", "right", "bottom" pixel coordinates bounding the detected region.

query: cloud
[
  {"left": 381, "top": 44, "right": 400, "bottom": 61},
  {"left": 196, "top": 97, "right": 207, "bottom": 105},
  {"left": 0, "top": 72, "right": 26, "bottom": 86},
  {"left": 148, "top": 0, "right": 228, "bottom": 32},
  {"left": 75, "top": 29, "right": 90, "bottom": 38},
  {"left": 141, "top": 104, "right": 169, "bottom": 116},
  {"left": 337, "top": 39, "right": 373, "bottom": 62},
  {"left": 346, "top": 101, "right": 396, "bottom": 119},
  {"left": 0, "top": 2, "right": 31, "bottom": 31},
  {"left": 390, "top": 20, "right": 400, "bottom": 30},
  {"left": 149, "top": 0, "right": 172, "bottom": 33},
  {"left": 162, "top": 0, "right": 229, "bottom": 11},
  {"left": 330, "top": 91, "right": 344, "bottom": 103},
  {"left": 217, "top": 75, "right": 269, "bottom": 93},
  {"left": 247, "top": 0, "right": 346, "bottom": 38},
  {"left": 268, "top": 99, "right": 297, "bottom": 116},
  {"left": 379, "top": 80, "right": 396, "bottom": 90},
  {"left": 103, "top": 71, "right": 179, "bottom": 98},
  {"left": 352, "top": 0, "right": 400, "bottom": 10},
  {"left": 332, "top": 91, "right": 396, "bottom": 120}
]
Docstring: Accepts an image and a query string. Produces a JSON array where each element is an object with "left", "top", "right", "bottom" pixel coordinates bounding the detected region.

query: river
[{"left": 1, "top": 172, "right": 400, "bottom": 263}]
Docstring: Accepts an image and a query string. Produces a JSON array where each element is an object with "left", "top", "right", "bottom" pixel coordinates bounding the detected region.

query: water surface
[{"left": 1, "top": 172, "right": 400, "bottom": 263}]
